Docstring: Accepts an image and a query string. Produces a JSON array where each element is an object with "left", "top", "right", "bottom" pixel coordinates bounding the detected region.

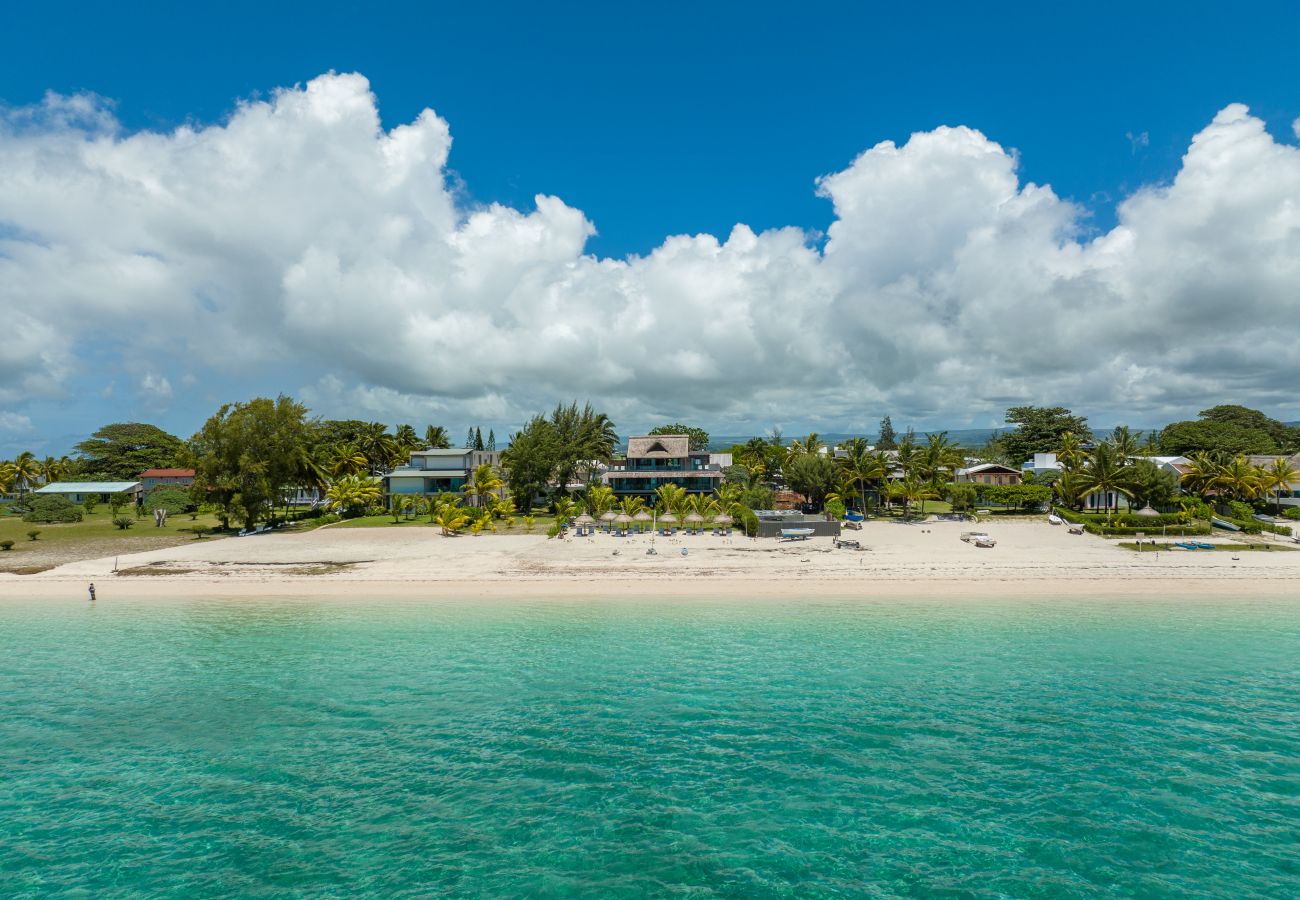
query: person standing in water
[{"left": 88, "top": 583, "right": 96, "bottom": 602}]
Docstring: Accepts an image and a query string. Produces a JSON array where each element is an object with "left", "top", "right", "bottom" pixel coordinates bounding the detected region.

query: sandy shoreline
[{"left": 1, "top": 518, "right": 1295, "bottom": 601}]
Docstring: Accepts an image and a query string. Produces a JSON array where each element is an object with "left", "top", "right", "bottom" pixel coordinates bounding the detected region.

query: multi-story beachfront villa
[
  {"left": 602, "top": 435, "right": 726, "bottom": 498},
  {"left": 383, "top": 448, "right": 501, "bottom": 504}
]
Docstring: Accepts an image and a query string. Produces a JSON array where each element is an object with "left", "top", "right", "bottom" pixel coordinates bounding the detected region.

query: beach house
[
  {"left": 383, "top": 447, "right": 501, "bottom": 504},
  {"left": 955, "top": 463, "right": 1023, "bottom": 486},
  {"left": 139, "top": 468, "right": 195, "bottom": 491},
  {"left": 602, "top": 435, "right": 725, "bottom": 498},
  {"left": 34, "top": 481, "right": 143, "bottom": 505}
]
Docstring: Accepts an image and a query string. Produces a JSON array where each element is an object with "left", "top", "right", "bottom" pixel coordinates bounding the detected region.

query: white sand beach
[{"left": 1, "top": 518, "right": 1296, "bottom": 600}]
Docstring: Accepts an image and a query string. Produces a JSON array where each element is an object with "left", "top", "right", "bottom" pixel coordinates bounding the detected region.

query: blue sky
[{"left": 3, "top": 2, "right": 1300, "bottom": 453}]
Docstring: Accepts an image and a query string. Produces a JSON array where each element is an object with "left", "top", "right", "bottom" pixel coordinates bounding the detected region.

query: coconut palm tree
[
  {"left": 584, "top": 484, "right": 617, "bottom": 519},
  {"left": 1261, "top": 457, "right": 1299, "bottom": 513},
  {"left": 424, "top": 425, "right": 452, "bottom": 450},
  {"left": 328, "top": 444, "right": 369, "bottom": 479},
  {"left": 9, "top": 452, "right": 41, "bottom": 496},
  {"left": 0, "top": 461, "right": 16, "bottom": 494},
  {"left": 786, "top": 432, "right": 824, "bottom": 461},
  {"left": 1180, "top": 453, "right": 1223, "bottom": 500},
  {"left": 431, "top": 502, "right": 471, "bottom": 536},
  {"left": 325, "top": 475, "right": 382, "bottom": 515},
  {"left": 552, "top": 496, "right": 578, "bottom": 524},
  {"left": 1056, "top": 432, "right": 1087, "bottom": 472},
  {"left": 357, "top": 424, "right": 403, "bottom": 474},
  {"left": 655, "top": 483, "right": 688, "bottom": 520},
  {"left": 620, "top": 496, "right": 646, "bottom": 517},
  {"left": 1075, "top": 441, "right": 1136, "bottom": 519},
  {"left": 461, "top": 463, "right": 504, "bottom": 509},
  {"left": 1212, "top": 455, "right": 1265, "bottom": 504},
  {"left": 37, "top": 456, "right": 66, "bottom": 485},
  {"left": 889, "top": 475, "right": 937, "bottom": 519},
  {"left": 1052, "top": 470, "right": 1089, "bottom": 510},
  {"left": 919, "top": 432, "right": 965, "bottom": 491},
  {"left": 835, "top": 437, "right": 877, "bottom": 513},
  {"left": 394, "top": 424, "right": 420, "bottom": 452},
  {"left": 1109, "top": 426, "right": 1141, "bottom": 464}
]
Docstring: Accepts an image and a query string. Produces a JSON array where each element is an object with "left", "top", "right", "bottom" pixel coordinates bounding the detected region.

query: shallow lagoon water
[{"left": 1, "top": 594, "right": 1298, "bottom": 897}]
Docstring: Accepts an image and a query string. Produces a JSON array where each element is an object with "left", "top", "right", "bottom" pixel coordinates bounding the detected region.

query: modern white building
[{"left": 383, "top": 448, "right": 501, "bottom": 503}]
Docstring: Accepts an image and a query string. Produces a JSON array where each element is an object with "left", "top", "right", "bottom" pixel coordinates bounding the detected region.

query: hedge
[
  {"left": 22, "top": 495, "right": 84, "bottom": 524},
  {"left": 1054, "top": 506, "right": 1209, "bottom": 537}
]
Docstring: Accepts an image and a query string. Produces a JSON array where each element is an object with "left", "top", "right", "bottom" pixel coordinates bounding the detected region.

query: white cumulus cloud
[{"left": 1, "top": 73, "right": 1298, "bottom": 435}]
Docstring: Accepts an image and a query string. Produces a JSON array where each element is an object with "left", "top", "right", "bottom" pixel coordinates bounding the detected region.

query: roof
[
  {"left": 36, "top": 481, "right": 141, "bottom": 493},
  {"left": 139, "top": 468, "right": 195, "bottom": 477},
  {"left": 627, "top": 435, "right": 690, "bottom": 458},
  {"left": 958, "top": 464, "right": 1022, "bottom": 476},
  {"left": 409, "top": 448, "right": 475, "bottom": 457}
]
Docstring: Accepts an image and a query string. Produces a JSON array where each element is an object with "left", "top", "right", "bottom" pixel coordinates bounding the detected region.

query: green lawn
[
  {"left": 1119, "top": 541, "right": 1295, "bottom": 552},
  {"left": 0, "top": 506, "right": 232, "bottom": 572},
  {"left": 331, "top": 513, "right": 558, "bottom": 535}
]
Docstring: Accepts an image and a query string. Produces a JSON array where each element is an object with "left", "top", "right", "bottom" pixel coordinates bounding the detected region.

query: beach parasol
[
  {"left": 1134, "top": 504, "right": 1160, "bottom": 517},
  {"left": 713, "top": 513, "right": 733, "bottom": 525},
  {"left": 600, "top": 511, "right": 618, "bottom": 522},
  {"left": 614, "top": 512, "right": 632, "bottom": 524},
  {"left": 633, "top": 509, "right": 654, "bottom": 532},
  {"left": 575, "top": 513, "right": 594, "bottom": 525}
]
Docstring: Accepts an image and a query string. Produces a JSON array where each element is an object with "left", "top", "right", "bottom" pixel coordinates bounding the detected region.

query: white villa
[{"left": 383, "top": 448, "right": 502, "bottom": 505}]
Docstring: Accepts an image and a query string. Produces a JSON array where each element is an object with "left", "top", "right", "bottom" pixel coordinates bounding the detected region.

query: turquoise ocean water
[{"left": 1, "top": 594, "right": 1298, "bottom": 897}]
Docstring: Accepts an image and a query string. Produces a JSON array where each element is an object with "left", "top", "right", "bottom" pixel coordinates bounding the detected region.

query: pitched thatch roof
[{"left": 627, "top": 435, "right": 690, "bottom": 458}]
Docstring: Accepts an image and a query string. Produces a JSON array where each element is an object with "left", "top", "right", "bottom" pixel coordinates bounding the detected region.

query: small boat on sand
[{"left": 1047, "top": 514, "right": 1064, "bottom": 526}]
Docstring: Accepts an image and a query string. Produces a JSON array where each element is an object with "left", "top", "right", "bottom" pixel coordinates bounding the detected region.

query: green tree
[
  {"left": 784, "top": 453, "right": 838, "bottom": 509},
  {"left": 486, "top": 429, "right": 496, "bottom": 451},
  {"left": 1261, "top": 457, "right": 1300, "bottom": 513},
  {"left": 473, "top": 427, "right": 484, "bottom": 451},
  {"left": 648, "top": 424, "right": 710, "bottom": 452},
  {"left": 145, "top": 488, "right": 193, "bottom": 515},
  {"left": 73, "top": 423, "right": 185, "bottom": 481},
  {"left": 1075, "top": 441, "right": 1135, "bottom": 519},
  {"left": 1128, "top": 460, "right": 1180, "bottom": 510},
  {"left": 461, "top": 463, "right": 504, "bottom": 509},
  {"left": 190, "top": 395, "right": 314, "bottom": 530},
  {"left": 996, "top": 406, "right": 1092, "bottom": 468},
  {"left": 1159, "top": 417, "right": 1279, "bottom": 456},
  {"left": 394, "top": 424, "right": 420, "bottom": 452},
  {"left": 501, "top": 416, "right": 559, "bottom": 511},
  {"left": 548, "top": 401, "right": 618, "bottom": 492},
  {"left": 8, "top": 451, "right": 43, "bottom": 496},
  {"left": 424, "top": 425, "right": 452, "bottom": 449},
  {"left": 325, "top": 475, "right": 381, "bottom": 517},
  {"left": 876, "top": 416, "right": 897, "bottom": 451}
]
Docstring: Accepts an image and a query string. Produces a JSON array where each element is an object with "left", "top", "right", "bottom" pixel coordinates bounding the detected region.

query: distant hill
[{"left": 708, "top": 428, "right": 1008, "bottom": 451}]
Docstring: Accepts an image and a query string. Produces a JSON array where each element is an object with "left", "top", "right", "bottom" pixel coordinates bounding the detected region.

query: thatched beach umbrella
[
  {"left": 1134, "top": 504, "right": 1160, "bottom": 518},
  {"left": 575, "top": 513, "right": 594, "bottom": 525},
  {"left": 713, "top": 513, "right": 733, "bottom": 525},
  {"left": 684, "top": 511, "right": 704, "bottom": 533},
  {"left": 614, "top": 512, "right": 632, "bottom": 534},
  {"left": 633, "top": 509, "right": 653, "bottom": 533}
]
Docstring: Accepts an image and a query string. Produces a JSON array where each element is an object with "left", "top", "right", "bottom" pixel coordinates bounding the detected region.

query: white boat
[
  {"left": 779, "top": 528, "right": 815, "bottom": 541},
  {"left": 1047, "top": 514, "right": 1064, "bottom": 526},
  {"left": 1210, "top": 517, "right": 1242, "bottom": 532}
]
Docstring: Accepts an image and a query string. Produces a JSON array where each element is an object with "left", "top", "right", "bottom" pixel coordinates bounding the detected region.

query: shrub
[
  {"left": 112, "top": 516, "right": 135, "bottom": 530},
  {"left": 23, "top": 495, "right": 84, "bottom": 524},
  {"left": 0, "top": 540, "right": 12, "bottom": 551},
  {"left": 1227, "top": 501, "right": 1255, "bottom": 521},
  {"left": 82, "top": 495, "right": 99, "bottom": 514},
  {"left": 523, "top": 515, "right": 536, "bottom": 533},
  {"left": 188, "top": 525, "right": 209, "bottom": 539},
  {"left": 316, "top": 513, "right": 342, "bottom": 525},
  {"left": 1283, "top": 508, "right": 1300, "bottom": 521},
  {"left": 145, "top": 489, "right": 192, "bottom": 515},
  {"left": 546, "top": 521, "right": 564, "bottom": 539},
  {"left": 108, "top": 492, "right": 131, "bottom": 515},
  {"left": 26, "top": 530, "right": 40, "bottom": 541}
]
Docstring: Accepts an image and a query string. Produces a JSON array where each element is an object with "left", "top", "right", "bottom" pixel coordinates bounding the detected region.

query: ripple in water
[{"left": 1, "top": 595, "right": 1297, "bottom": 897}]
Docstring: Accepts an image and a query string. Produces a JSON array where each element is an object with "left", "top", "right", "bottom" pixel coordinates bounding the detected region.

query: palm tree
[
  {"left": 394, "top": 424, "right": 420, "bottom": 452},
  {"left": 919, "top": 432, "right": 964, "bottom": 492},
  {"left": 0, "top": 461, "right": 16, "bottom": 494},
  {"left": 836, "top": 437, "right": 876, "bottom": 513},
  {"left": 584, "top": 484, "right": 617, "bottom": 519},
  {"left": 1261, "top": 457, "right": 1299, "bottom": 513},
  {"left": 552, "top": 496, "right": 578, "bottom": 524},
  {"left": 1075, "top": 441, "right": 1136, "bottom": 519},
  {"left": 655, "top": 483, "right": 688, "bottom": 521},
  {"left": 9, "top": 452, "right": 40, "bottom": 496},
  {"left": 1109, "top": 426, "right": 1141, "bottom": 464},
  {"left": 424, "top": 425, "right": 452, "bottom": 450},
  {"left": 328, "top": 444, "right": 369, "bottom": 479},
  {"left": 1056, "top": 432, "right": 1086, "bottom": 472},
  {"left": 1180, "top": 453, "right": 1223, "bottom": 500},
  {"left": 461, "top": 463, "right": 504, "bottom": 509},
  {"left": 325, "top": 475, "right": 382, "bottom": 515},
  {"left": 37, "top": 456, "right": 66, "bottom": 485},
  {"left": 1212, "top": 456, "right": 1265, "bottom": 504},
  {"left": 786, "top": 432, "right": 824, "bottom": 461},
  {"left": 431, "top": 503, "right": 471, "bottom": 536},
  {"left": 620, "top": 496, "right": 646, "bottom": 517},
  {"left": 890, "top": 475, "right": 937, "bottom": 519},
  {"left": 1052, "top": 470, "right": 1088, "bottom": 510}
]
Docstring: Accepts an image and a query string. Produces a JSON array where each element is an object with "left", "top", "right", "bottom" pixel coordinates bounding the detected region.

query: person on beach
[{"left": 88, "top": 583, "right": 96, "bottom": 602}]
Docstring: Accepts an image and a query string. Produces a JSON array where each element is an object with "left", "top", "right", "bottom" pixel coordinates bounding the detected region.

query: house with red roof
[{"left": 139, "top": 468, "right": 195, "bottom": 491}]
